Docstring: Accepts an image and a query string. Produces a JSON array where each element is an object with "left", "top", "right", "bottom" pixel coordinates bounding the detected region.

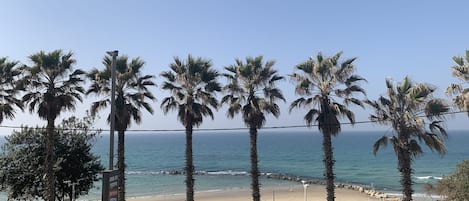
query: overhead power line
[{"left": 0, "top": 110, "right": 467, "bottom": 133}]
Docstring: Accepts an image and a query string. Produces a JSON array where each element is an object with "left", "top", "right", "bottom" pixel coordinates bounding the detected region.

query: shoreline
[{"left": 126, "top": 185, "right": 396, "bottom": 201}]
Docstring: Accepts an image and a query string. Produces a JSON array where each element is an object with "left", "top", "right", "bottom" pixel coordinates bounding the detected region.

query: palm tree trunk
[
  {"left": 118, "top": 130, "right": 126, "bottom": 201},
  {"left": 399, "top": 147, "right": 413, "bottom": 201},
  {"left": 323, "top": 132, "right": 335, "bottom": 201},
  {"left": 249, "top": 127, "right": 261, "bottom": 201},
  {"left": 45, "top": 117, "right": 55, "bottom": 201},
  {"left": 185, "top": 123, "right": 195, "bottom": 201}
]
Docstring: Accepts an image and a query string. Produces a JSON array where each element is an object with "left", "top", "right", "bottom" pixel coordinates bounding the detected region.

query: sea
[{"left": 1, "top": 129, "right": 468, "bottom": 200}]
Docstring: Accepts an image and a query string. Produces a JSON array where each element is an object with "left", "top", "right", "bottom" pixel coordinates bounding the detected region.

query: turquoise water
[{"left": 2, "top": 130, "right": 469, "bottom": 200}]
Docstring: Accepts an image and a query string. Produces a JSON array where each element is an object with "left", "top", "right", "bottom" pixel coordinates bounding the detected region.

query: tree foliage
[
  {"left": 447, "top": 50, "right": 469, "bottom": 115},
  {"left": 0, "top": 115, "right": 104, "bottom": 201},
  {"left": 436, "top": 160, "right": 469, "bottom": 200},
  {"left": 0, "top": 57, "right": 23, "bottom": 124}
]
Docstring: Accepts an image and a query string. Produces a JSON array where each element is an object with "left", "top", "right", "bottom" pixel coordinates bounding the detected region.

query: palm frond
[
  {"left": 344, "top": 98, "right": 364, "bottom": 108},
  {"left": 409, "top": 139, "right": 423, "bottom": 158},
  {"left": 389, "top": 136, "right": 400, "bottom": 157},
  {"left": 160, "top": 97, "right": 179, "bottom": 114},
  {"left": 452, "top": 56, "right": 464, "bottom": 66},
  {"left": 446, "top": 83, "right": 462, "bottom": 95},
  {"left": 345, "top": 75, "right": 367, "bottom": 86},
  {"left": 333, "top": 103, "right": 355, "bottom": 124},
  {"left": 373, "top": 135, "right": 388, "bottom": 155},
  {"left": 429, "top": 121, "right": 448, "bottom": 138},
  {"left": 421, "top": 133, "right": 447, "bottom": 156},
  {"left": 424, "top": 99, "right": 449, "bottom": 120},
  {"left": 304, "top": 109, "right": 319, "bottom": 127},
  {"left": 289, "top": 98, "right": 306, "bottom": 112},
  {"left": 90, "top": 100, "right": 108, "bottom": 118}
]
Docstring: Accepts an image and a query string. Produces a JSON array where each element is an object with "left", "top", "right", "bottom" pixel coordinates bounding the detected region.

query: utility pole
[{"left": 106, "top": 50, "right": 118, "bottom": 170}]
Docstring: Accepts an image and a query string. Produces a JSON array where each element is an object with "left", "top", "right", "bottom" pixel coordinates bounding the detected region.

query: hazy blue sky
[{"left": 1, "top": 0, "right": 469, "bottom": 133}]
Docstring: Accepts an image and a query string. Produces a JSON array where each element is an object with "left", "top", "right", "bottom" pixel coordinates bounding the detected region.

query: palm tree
[
  {"left": 447, "top": 50, "right": 469, "bottom": 114},
  {"left": 222, "top": 56, "right": 284, "bottom": 201},
  {"left": 87, "top": 55, "right": 156, "bottom": 201},
  {"left": 21, "top": 50, "right": 85, "bottom": 201},
  {"left": 289, "top": 52, "right": 366, "bottom": 201},
  {"left": 366, "top": 77, "right": 448, "bottom": 201},
  {"left": 160, "top": 55, "right": 221, "bottom": 201},
  {"left": 0, "top": 57, "right": 23, "bottom": 124}
]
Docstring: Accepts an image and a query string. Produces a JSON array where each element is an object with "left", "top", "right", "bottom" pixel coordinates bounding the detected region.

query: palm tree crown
[
  {"left": 160, "top": 55, "right": 221, "bottom": 126},
  {"left": 160, "top": 55, "right": 221, "bottom": 201},
  {"left": 22, "top": 50, "right": 85, "bottom": 121},
  {"left": 289, "top": 52, "right": 366, "bottom": 201},
  {"left": 366, "top": 77, "right": 448, "bottom": 201},
  {"left": 0, "top": 57, "right": 23, "bottom": 124},
  {"left": 289, "top": 52, "right": 366, "bottom": 131},
  {"left": 87, "top": 55, "right": 156, "bottom": 130},
  {"left": 222, "top": 56, "right": 285, "bottom": 128},
  {"left": 447, "top": 50, "right": 469, "bottom": 115}
]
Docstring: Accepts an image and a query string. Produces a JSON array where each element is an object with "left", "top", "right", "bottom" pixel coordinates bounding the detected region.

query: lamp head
[{"left": 106, "top": 50, "right": 119, "bottom": 57}]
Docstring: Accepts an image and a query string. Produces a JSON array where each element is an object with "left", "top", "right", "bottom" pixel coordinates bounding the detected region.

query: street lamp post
[
  {"left": 106, "top": 50, "right": 118, "bottom": 170},
  {"left": 301, "top": 180, "right": 309, "bottom": 201}
]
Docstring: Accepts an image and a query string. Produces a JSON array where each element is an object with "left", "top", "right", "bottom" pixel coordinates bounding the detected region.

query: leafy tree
[
  {"left": 366, "top": 77, "right": 449, "bottom": 201},
  {"left": 289, "top": 52, "right": 365, "bottom": 201},
  {"left": 447, "top": 50, "right": 469, "bottom": 115},
  {"left": 160, "top": 55, "right": 221, "bottom": 201},
  {"left": 222, "top": 56, "right": 284, "bottom": 201},
  {"left": 0, "top": 57, "right": 23, "bottom": 124},
  {"left": 21, "top": 50, "right": 85, "bottom": 201},
  {"left": 87, "top": 55, "right": 156, "bottom": 201},
  {"left": 437, "top": 160, "right": 469, "bottom": 200},
  {"left": 0, "top": 115, "right": 104, "bottom": 201}
]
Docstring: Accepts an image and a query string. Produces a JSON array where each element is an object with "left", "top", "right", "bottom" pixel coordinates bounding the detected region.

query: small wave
[
  {"left": 206, "top": 170, "right": 249, "bottom": 176},
  {"left": 414, "top": 176, "right": 443, "bottom": 180},
  {"left": 127, "top": 170, "right": 183, "bottom": 175},
  {"left": 126, "top": 170, "right": 249, "bottom": 176}
]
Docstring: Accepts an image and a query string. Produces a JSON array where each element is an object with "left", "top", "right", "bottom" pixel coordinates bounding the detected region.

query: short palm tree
[
  {"left": 87, "top": 55, "right": 156, "bottom": 201},
  {"left": 21, "top": 50, "right": 85, "bottom": 201},
  {"left": 366, "top": 77, "right": 448, "bottom": 201},
  {"left": 0, "top": 57, "right": 23, "bottom": 124},
  {"left": 222, "top": 56, "right": 284, "bottom": 201},
  {"left": 289, "top": 52, "right": 366, "bottom": 201},
  {"left": 160, "top": 55, "right": 221, "bottom": 201},
  {"left": 447, "top": 50, "right": 469, "bottom": 114}
]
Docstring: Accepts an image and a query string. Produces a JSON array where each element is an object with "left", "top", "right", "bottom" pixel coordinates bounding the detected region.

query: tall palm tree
[
  {"left": 447, "top": 50, "right": 469, "bottom": 114},
  {"left": 289, "top": 52, "right": 366, "bottom": 201},
  {"left": 87, "top": 55, "right": 156, "bottom": 201},
  {"left": 366, "top": 77, "right": 448, "bottom": 201},
  {"left": 222, "top": 56, "right": 284, "bottom": 201},
  {"left": 21, "top": 50, "right": 85, "bottom": 201},
  {"left": 160, "top": 55, "right": 221, "bottom": 201},
  {"left": 0, "top": 57, "right": 23, "bottom": 124}
]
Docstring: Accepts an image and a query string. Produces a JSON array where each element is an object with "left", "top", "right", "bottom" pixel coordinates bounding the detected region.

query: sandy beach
[{"left": 127, "top": 184, "right": 396, "bottom": 201}]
